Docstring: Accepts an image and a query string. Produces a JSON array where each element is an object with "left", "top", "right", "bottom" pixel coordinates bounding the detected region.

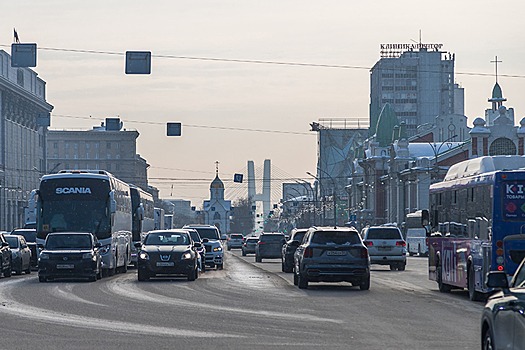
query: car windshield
[
  {"left": 311, "top": 231, "right": 361, "bottom": 245},
  {"left": 5, "top": 236, "right": 19, "bottom": 248},
  {"left": 188, "top": 231, "right": 201, "bottom": 242},
  {"left": 192, "top": 227, "right": 220, "bottom": 240},
  {"left": 513, "top": 263, "right": 525, "bottom": 288},
  {"left": 45, "top": 234, "right": 92, "bottom": 250},
  {"left": 260, "top": 235, "right": 284, "bottom": 242},
  {"left": 366, "top": 228, "right": 402, "bottom": 240},
  {"left": 13, "top": 230, "right": 36, "bottom": 242},
  {"left": 145, "top": 232, "right": 190, "bottom": 246},
  {"left": 247, "top": 238, "right": 258, "bottom": 243},
  {"left": 230, "top": 234, "right": 243, "bottom": 239}
]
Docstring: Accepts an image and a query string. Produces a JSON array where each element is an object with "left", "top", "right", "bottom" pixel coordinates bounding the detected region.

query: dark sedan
[
  {"left": 481, "top": 259, "right": 525, "bottom": 349},
  {"left": 38, "top": 232, "right": 102, "bottom": 282},
  {"left": 281, "top": 228, "right": 307, "bottom": 273},
  {"left": 136, "top": 230, "right": 198, "bottom": 281},
  {"left": 294, "top": 226, "right": 370, "bottom": 290}
]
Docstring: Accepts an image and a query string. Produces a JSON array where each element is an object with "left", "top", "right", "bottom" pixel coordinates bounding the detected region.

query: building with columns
[
  {"left": 0, "top": 50, "right": 53, "bottom": 230},
  {"left": 203, "top": 165, "right": 231, "bottom": 234}
]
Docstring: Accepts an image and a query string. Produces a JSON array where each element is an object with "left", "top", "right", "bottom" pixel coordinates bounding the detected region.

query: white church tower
[{"left": 203, "top": 162, "right": 231, "bottom": 234}]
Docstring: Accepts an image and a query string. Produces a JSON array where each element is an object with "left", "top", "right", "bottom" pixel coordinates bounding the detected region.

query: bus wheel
[
  {"left": 437, "top": 261, "right": 451, "bottom": 293},
  {"left": 468, "top": 264, "right": 484, "bottom": 301}
]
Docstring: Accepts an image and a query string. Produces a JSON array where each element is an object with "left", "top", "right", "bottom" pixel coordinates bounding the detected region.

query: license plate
[
  {"left": 156, "top": 262, "right": 174, "bottom": 267},
  {"left": 326, "top": 251, "right": 346, "bottom": 256},
  {"left": 56, "top": 264, "right": 74, "bottom": 269}
]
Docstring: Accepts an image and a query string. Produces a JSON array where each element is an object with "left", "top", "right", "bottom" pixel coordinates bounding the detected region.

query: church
[{"left": 203, "top": 163, "right": 231, "bottom": 234}]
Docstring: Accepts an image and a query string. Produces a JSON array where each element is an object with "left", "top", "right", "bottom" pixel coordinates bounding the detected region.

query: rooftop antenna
[{"left": 491, "top": 56, "right": 502, "bottom": 83}]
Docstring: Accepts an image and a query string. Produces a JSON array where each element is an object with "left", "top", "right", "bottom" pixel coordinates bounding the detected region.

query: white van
[{"left": 406, "top": 228, "right": 428, "bottom": 256}]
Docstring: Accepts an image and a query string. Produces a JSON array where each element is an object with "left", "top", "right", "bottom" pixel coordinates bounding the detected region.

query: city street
[{"left": 0, "top": 251, "right": 482, "bottom": 349}]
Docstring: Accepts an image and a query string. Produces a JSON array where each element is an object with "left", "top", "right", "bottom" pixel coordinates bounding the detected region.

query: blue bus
[
  {"left": 36, "top": 170, "right": 132, "bottom": 276},
  {"left": 129, "top": 185, "right": 155, "bottom": 265},
  {"left": 428, "top": 156, "right": 525, "bottom": 301}
]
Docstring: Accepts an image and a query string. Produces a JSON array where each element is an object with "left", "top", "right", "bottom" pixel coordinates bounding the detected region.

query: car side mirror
[
  {"left": 134, "top": 242, "right": 142, "bottom": 248},
  {"left": 486, "top": 271, "right": 509, "bottom": 291},
  {"left": 37, "top": 244, "right": 44, "bottom": 250},
  {"left": 194, "top": 242, "right": 202, "bottom": 248},
  {"left": 95, "top": 242, "right": 102, "bottom": 248},
  {"left": 202, "top": 238, "right": 209, "bottom": 243}
]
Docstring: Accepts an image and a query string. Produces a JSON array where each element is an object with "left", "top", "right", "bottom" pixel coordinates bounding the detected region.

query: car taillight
[
  {"left": 303, "top": 247, "right": 313, "bottom": 258},
  {"left": 258, "top": 241, "right": 265, "bottom": 245},
  {"left": 365, "top": 241, "right": 373, "bottom": 247},
  {"left": 361, "top": 247, "right": 368, "bottom": 259},
  {"left": 396, "top": 241, "right": 406, "bottom": 247}
]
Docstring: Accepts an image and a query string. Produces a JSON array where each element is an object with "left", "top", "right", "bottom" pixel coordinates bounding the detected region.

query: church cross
[
  {"left": 491, "top": 56, "right": 502, "bottom": 83},
  {"left": 215, "top": 160, "right": 219, "bottom": 176}
]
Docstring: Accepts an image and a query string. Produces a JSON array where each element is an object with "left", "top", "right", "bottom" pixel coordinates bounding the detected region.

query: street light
[
  {"left": 307, "top": 171, "right": 337, "bottom": 227},
  {"left": 427, "top": 134, "right": 457, "bottom": 180}
]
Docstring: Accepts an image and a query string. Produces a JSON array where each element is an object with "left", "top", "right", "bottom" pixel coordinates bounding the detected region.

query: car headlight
[
  {"left": 99, "top": 245, "right": 112, "bottom": 255},
  {"left": 82, "top": 252, "right": 97, "bottom": 261},
  {"left": 182, "top": 252, "right": 192, "bottom": 260},
  {"left": 139, "top": 251, "right": 149, "bottom": 260},
  {"left": 39, "top": 253, "right": 49, "bottom": 260},
  {"left": 213, "top": 246, "right": 222, "bottom": 252}
]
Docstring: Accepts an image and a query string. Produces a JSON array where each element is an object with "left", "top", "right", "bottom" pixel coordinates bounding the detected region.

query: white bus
[
  {"left": 36, "top": 170, "right": 132, "bottom": 276},
  {"left": 405, "top": 211, "right": 428, "bottom": 256}
]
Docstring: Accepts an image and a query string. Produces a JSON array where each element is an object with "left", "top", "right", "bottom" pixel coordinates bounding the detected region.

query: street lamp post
[
  {"left": 295, "top": 180, "right": 315, "bottom": 226},
  {"left": 427, "top": 134, "right": 458, "bottom": 181},
  {"left": 307, "top": 171, "right": 337, "bottom": 227}
]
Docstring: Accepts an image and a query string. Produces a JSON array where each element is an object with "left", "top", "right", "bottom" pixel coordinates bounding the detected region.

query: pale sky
[{"left": 4, "top": 1, "right": 525, "bottom": 207}]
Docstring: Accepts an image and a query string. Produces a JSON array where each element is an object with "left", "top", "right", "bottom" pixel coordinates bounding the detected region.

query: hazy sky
[{"left": 4, "top": 1, "right": 525, "bottom": 207}]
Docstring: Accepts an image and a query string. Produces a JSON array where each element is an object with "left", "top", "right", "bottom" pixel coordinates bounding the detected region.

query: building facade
[
  {"left": 46, "top": 118, "right": 150, "bottom": 190},
  {"left": 370, "top": 44, "right": 463, "bottom": 137},
  {"left": 0, "top": 50, "right": 53, "bottom": 230},
  {"left": 203, "top": 168, "right": 231, "bottom": 234}
]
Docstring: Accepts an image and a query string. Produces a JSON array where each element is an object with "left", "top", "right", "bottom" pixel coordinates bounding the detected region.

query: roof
[
  {"left": 210, "top": 175, "right": 224, "bottom": 189},
  {"left": 406, "top": 142, "right": 464, "bottom": 159}
]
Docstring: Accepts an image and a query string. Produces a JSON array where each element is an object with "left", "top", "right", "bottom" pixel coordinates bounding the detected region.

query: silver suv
[
  {"left": 362, "top": 226, "right": 406, "bottom": 271},
  {"left": 183, "top": 225, "right": 224, "bottom": 269},
  {"left": 227, "top": 233, "right": 244, "bottom": 250}
]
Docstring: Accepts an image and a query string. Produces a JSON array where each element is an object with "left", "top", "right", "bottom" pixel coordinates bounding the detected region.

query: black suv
[
  {"left": 255, "top": 232, "right": 285, "bottom": 263},
  {"left": 0, "top": 233, "right": 12, "bottom": 278},
  {"left": 293, "top": 226, "right": 370, "bottom": 290},
  {"left": 281, "top": 228, "right": 307, "bottom": 273},
  {"left": 38, "top": 232, "right": 102, "bottom": 282}
]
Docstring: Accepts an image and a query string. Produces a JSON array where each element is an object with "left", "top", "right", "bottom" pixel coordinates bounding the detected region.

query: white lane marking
[
  {"left": 0, "top": 278, "right": 240, "bottom": 338},
  {"left": 106, "top": 274, "right": 343, "bottom": 324}
]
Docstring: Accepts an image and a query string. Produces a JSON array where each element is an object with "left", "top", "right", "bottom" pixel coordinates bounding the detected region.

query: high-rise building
[{"left": 369, "top": 43, "right": 464, "bottom": 137}]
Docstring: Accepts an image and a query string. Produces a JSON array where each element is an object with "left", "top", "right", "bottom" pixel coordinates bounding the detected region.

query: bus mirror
[
  {"left": 421, "top": 209, "right": 429, "bottom": 227},
  {"left": 109, "top": 191, "right": 117, "bottom": 214}
]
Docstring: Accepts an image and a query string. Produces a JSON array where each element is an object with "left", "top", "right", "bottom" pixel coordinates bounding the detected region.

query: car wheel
[
  {"left": 38, "top": 275, "right": 46, "bottom": 283},
  {"left": 242, "top": 250, "right": 246, "bottom": 256},
  {"left": 4, "top": 262, "right": 12, "bottom": 277},
  {"left": 482, "top": 328, "right": 494, "bottom": 350},
  {"left": 437, "top": 260, "right": 452, "bottom": 293},
  {"left": 188, "top": 266, "right": 197, "bottom": 281},
  {"left": 281, "top": 260, "right": 286, "bottom": 272},
  {"left": 298, "top": 272, "right": 308, "bottom": 289},
  {"left": 25, "top": 261, "right": 31, "bottom": 275},
  {"left": 360, "top": 276, "right": 370, "bottom": 291},
  {"left": 468, "top": 264, "right": 484, "bottom": 301},
  {"left": 227, "top": 246, "right": 231, "bottom": 251},
  {"left": 108, "top": 255, "right": 117, "bottom": 276},
  {"left": 121, "top": 253, "right": 128, "bottom": 274},
  {"left": 88, "top": 274, "right": 97, "bottom": 282},
  {"left": 97, "top": 269, "right": 102, "bottom": 280},
  {"left": 256, "top": 255, "right": 262, "bottom": 263},
  {"left": 398, "top": 263, "right": 406, "bottom": 271},
  {"left": 201, "top": 261, "right": 206, "bottom": 273},
  {"left": 137, "top": 268, "right": 149, "bottom": 281},
  {"left": 389, "top": 264, "right": 396, "bottom": 271},
  {"left": 217, "top": 264, "right": 224, "bottom": 270},
  {"left": 293, "top": 267, "right": 298, "bottom": 286}
]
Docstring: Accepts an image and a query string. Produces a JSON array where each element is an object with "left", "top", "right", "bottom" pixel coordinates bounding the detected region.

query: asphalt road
[{"left": 0, "top": 252, "right": 482, "bottom": 349}]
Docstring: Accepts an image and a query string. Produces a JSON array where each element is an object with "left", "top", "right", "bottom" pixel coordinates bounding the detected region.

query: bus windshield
[{"left": 38, "top": 178, "right": 111, "bottom": 239}]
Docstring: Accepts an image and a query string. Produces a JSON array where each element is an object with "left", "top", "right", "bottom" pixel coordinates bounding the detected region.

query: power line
[
  {"left": 51, "top": 114, "right": 316, "bottom": 136},
  {"left": 2, "top": 43, "right": 524, "bottom": 79}
]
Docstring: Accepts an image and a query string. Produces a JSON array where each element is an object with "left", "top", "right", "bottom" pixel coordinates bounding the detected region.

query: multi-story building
[
  {"left": 0, "top": 50, "right": 53, "bottom": 230},
  {"left": 46, "top": 118, "right": 150, "bottom": 191},
  {"left": 370, "top": 43, "right": 464, "bottom": 137}
]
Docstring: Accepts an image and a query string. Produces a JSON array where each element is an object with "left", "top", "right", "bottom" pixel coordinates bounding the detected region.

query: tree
[{"left": 230, "top": 197, "right": 255, "bottom": 235}]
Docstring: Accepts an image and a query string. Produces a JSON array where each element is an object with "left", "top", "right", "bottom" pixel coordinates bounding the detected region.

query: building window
[
  {"left": 214, "top": 212, "right": 221, "bottom": 220},
  {"left": 17, "top": 69, "right": 24, "bottom": 86},
  {"left": 53, "top": 142, "right": 58, "bottom": 149},
  {"left": 106, "top": 153, "right": 111, "bottom": 159},
  {"left": 107, "top": 142, "right": 111, "bottom": 149},
  {"left": 489, "top": 137, "right": 516, "bottom": 156}
]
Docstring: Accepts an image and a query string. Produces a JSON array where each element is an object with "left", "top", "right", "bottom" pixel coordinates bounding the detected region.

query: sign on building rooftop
[
  {"left": 125, "top": 51, "right": 151, "bottom": 74},
  {"left": 11, "top": 43, "right": 37, "bottom": 67}
]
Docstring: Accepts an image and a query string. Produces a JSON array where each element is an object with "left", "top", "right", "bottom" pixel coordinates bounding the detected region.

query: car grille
[{"left": 49, "top": 253, "right": 83, "bottom": 261}]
